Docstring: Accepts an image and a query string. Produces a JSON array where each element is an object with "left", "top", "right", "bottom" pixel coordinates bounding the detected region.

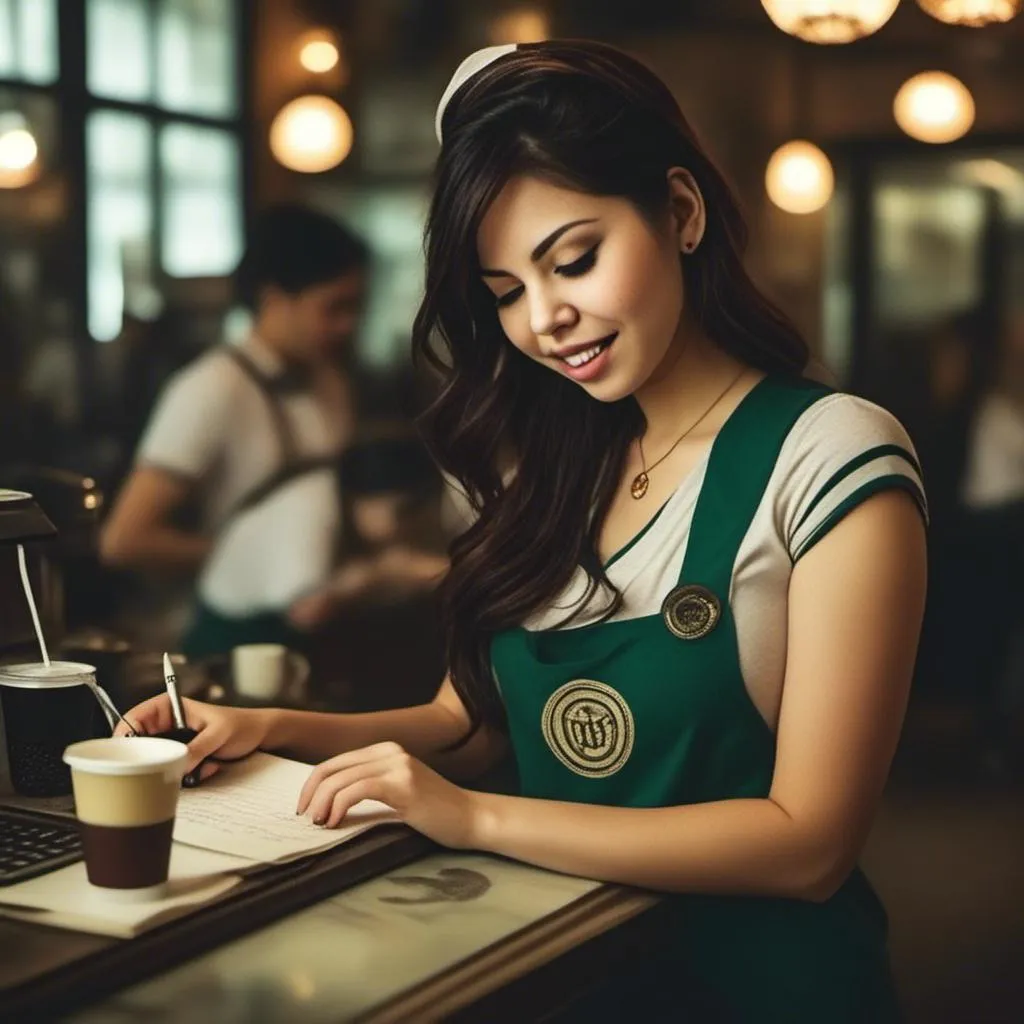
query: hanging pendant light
[
  {"left": 765, "top": 141, "right": 835, "bottom": 214},
  {"left": 893, "top": 71, "right": 975, "bottom": 143},
  {"left": 299, "top": 35, "right": 340, "bottom": 74},
  {"left": 0, "top": 113, "right": 39, "bottom": 189},
  {"left": 269, "top": 95, "right": 353, "bottom": 173},
  {"left": 916, "top": 0, "right": 1021, "bottom": 25},
  {"left": 760, "top": 1, "right": 901, "bottom": 43}
]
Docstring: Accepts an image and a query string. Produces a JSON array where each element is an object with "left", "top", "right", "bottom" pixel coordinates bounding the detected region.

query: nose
[{"left": 528, "top": 285, "right": 577, "bottom": 340}]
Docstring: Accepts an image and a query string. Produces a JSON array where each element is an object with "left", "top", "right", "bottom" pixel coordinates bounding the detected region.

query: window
[
  {"left": 874, "top": 179, "right": 985, "bottom": 328},
  {"left": 0, "top": 0, "right": 247, "bottom": 468},
  {"left": 320, "top": 184, "right": 432, "bottom": 369},
  {"left": 86, "top": 112, "right": 154, "bottom": 341},
  {"left": 0, "top": 0, "right": 59, "bottom": 85},
  {"left": 157, "top": 0, "right": 237, "bottom": 117},
  {"left": 86, "top": 0, "right": 152, "bottom": 102},
  {"left": 83, "top": 0, "right": 243, "bottom": 341},
  {"left": 160, "top": 123, "right": 242, "bottom": 276}
]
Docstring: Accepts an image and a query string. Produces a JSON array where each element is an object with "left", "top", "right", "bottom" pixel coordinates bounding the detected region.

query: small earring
[{"left": 682, "top": 241, "right": 694, "bottom": 253}]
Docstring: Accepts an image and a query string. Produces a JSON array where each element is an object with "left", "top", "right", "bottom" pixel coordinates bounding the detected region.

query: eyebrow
[{"left": 480, "top": 218, "right": 598, "bottom": 278}]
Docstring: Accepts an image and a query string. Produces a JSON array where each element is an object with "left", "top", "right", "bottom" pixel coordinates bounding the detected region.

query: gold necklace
[{"left": 630, "top": 367, "right": 747, "bottom": 500}]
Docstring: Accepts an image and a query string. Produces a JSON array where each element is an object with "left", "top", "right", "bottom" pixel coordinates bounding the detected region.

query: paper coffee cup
[{"left": 63, "top": 737, "right": 187, "bottom": 901}]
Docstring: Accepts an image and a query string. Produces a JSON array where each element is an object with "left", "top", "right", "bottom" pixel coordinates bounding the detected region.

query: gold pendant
[{"left": 630, "top": 472, "right": 649, "bottom": 500}]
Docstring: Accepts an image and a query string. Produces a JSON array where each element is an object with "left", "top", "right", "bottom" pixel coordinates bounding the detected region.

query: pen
[
  {"left": 162, "top": 652, "right": 187, "bottom": 729},
  {"left": 163, "top": 652, "right": 201, "bottom": 787}
]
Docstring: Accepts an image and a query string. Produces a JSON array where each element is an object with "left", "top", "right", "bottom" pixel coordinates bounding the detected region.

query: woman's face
[{"left": 476, "top": 173, "right": 700, "bottom": 402}]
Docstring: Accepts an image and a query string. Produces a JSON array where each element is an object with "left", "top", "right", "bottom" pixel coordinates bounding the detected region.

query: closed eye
[
  {"left": 492, "top": 243, "right": 600, "bottom": 309},
  {"left": 555, "top": 243, "right": 599, "bottom": 278},
  {"left": 495, "top": 285, "right": 524, "bottom": 309}
]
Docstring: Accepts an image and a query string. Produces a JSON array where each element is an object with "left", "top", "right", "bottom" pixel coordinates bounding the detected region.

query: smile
[
  {"left": 555, "top": 333, "right": 618, "bottom": 382},
  {"left": 557, "top": 333, "right": 617, "bottom": 367}
]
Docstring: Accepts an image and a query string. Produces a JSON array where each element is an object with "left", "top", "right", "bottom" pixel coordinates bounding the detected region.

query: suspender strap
[
  {"left": 230, "top": 455, "right": 339, "bottom": 516},
  {"left": 221, "top": 347, "right": 299, "bottom": 463},
  {"left": 679, "top": 375, "right": 832, "bottom": 598},
  {"left": 218, "top": 347, "right": 334, "bottom": 520}
]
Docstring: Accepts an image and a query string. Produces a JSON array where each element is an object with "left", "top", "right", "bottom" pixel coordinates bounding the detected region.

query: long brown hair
[{"left": 413, "top": 40, "right": 808, "bottom": 735}]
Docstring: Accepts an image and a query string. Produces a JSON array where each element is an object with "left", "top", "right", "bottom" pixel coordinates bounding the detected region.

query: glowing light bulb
[
  {"left": 299, "top": 39, "right": 339, "bottom": 73},
  {"left": 760, "top": 1, "right": 900, "bottom": 43},
  {"left": 269, "top": 95, "right": 353, "bottom": 173},
  {"left": 916, "top": 0, "right": 1021, "bottom": 26},
  {"left": 894, "top": 71, "right": 975, "bottom": 144},
  {"left": 765, "top": 141, "right": 835, "bottom": 214},
  {"left": 0, "top": 126, "right": 39, "bottom": 188}
]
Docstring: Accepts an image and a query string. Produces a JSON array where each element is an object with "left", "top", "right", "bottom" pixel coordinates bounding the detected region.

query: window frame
[{"left": 0, "top": 0, "right": 253, "bottom": 416}]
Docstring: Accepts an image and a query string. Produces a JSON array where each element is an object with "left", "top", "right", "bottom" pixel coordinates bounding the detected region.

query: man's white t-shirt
[{"left": 136, "top": 337, "right": 352, "bottom": 617}]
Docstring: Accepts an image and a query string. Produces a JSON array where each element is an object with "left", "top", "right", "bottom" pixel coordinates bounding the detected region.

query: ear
[{"left": 666, "top": 167, "right": 706, "bottom": 255}]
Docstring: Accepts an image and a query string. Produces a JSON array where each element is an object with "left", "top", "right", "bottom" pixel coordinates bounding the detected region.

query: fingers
[
  {"left": 185, "top": 723, "right": 229, "bottom": 772},
  {"left": 197, "top": 760, "right": 220, "bottom": 782},
  {"left": 116, "top": 694, "right": 176, "bottom": 736},
  {"left": 296, "top": 742, "right": 404, "bottom": 815},
  {"left": 326, "top": 779, "right": 379, "bottom": 828},
  {"left": 304, "top": 761, "right": 385, "bottom": 825}
]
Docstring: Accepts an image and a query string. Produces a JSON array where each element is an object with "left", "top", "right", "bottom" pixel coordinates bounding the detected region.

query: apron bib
[{"left": 491, "top": 375, "right": 900, "bottom": 1022}]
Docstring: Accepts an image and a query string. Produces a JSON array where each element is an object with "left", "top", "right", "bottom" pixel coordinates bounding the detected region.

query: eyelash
[{"left": 494, "top": 244, "right": 600, "bottom": 309}]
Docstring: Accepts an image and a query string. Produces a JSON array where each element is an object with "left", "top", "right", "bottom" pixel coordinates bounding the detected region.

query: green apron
[{"left": 491, "top": 375, "right": 901, "bottom": 1022}]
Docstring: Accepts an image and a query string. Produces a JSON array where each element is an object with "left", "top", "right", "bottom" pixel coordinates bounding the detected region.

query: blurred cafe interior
[{"left": 1, "top": 1, "right": 1024, "bottom": 1021}]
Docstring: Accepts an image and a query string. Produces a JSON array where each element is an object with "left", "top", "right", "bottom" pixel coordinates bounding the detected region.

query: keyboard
[{"left": 0, "top": 806, "right": 83, "bottom": 885}]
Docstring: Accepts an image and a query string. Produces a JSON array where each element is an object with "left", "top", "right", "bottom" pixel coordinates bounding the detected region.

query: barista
[{"left": 100, "top": 204, "right": 368, "bottom": 657}]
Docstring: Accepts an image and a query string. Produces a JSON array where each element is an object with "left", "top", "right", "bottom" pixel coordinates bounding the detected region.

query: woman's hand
[
  {"left": 115, "top": 695, "right": 275, "bottom": 780},
  {"left": 296, "top": 741, "right": 483, "bottom": 849}
]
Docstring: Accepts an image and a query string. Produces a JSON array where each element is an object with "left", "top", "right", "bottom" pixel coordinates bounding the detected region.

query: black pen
[{"left": 163, "top": 652, "right": 202, "bottom": 787}]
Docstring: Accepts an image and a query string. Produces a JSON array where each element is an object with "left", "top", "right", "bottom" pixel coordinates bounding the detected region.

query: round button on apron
[{"left": 661, "top": 583, "right": 721, "bottom": 640}]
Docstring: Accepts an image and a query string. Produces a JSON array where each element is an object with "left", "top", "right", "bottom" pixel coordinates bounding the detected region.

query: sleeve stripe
[
  {"left": 792, "top": 444, "right": 922, "bottom": 538},
  {"left": 792, "top": 475, "right": 928, "bottom": 563}
]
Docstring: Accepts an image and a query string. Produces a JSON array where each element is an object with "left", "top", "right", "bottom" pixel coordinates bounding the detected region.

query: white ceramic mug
[{"left": 231, "top": 644, "right": 309, "bottom": 702}]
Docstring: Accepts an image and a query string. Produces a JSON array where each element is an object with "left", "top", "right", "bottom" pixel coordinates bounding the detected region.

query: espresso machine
[{"left": 0, "top": 467, "right": 106, "bottom": 647}]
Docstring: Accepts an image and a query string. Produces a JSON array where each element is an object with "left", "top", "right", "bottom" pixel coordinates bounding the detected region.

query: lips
[
  {"left": 553, "top": 332, "right": 618, "bottom": 364},
  {"left": 555, "top": 332, "right": 617, "bottom": 382}
]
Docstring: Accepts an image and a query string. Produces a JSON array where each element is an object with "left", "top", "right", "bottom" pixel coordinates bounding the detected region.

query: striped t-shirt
[{"left": 519, "top": 391, "right": 928, "bottom": 732}]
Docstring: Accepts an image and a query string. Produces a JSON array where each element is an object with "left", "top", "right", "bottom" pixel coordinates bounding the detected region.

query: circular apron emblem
[
  {"left": 661, "top": 583, "right": 721, "bottom": 640},
  {"left": 541, "top": 680, "right": 634, "bottom": 778}
]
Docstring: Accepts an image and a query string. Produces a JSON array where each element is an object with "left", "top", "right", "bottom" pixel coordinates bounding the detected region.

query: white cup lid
[
  {"left": 63, "top": 736, "right": 188, "bottom": 775},
  {"left": 0, "top": 661, "right": 96, "bottom": 689}
]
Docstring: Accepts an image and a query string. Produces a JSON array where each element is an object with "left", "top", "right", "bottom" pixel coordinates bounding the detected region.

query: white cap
[{"left": 435, "top": 44, "right": 519, "bottom": 144}]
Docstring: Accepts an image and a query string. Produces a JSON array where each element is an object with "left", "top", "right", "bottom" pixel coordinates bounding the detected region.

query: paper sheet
[
  {"left": 0, "top": 753, "right": 397, "bottom": 937},
  {"left": 172, "top": 751, "right": 399, "bottom": 863},
  {"left": 0, "top": 845, "right": 248, "bottom": 938}
]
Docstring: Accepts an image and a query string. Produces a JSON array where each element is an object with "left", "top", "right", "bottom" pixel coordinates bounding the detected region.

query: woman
[{"left": 122, "top": 41, "right": 927, "bottom": 1021}]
